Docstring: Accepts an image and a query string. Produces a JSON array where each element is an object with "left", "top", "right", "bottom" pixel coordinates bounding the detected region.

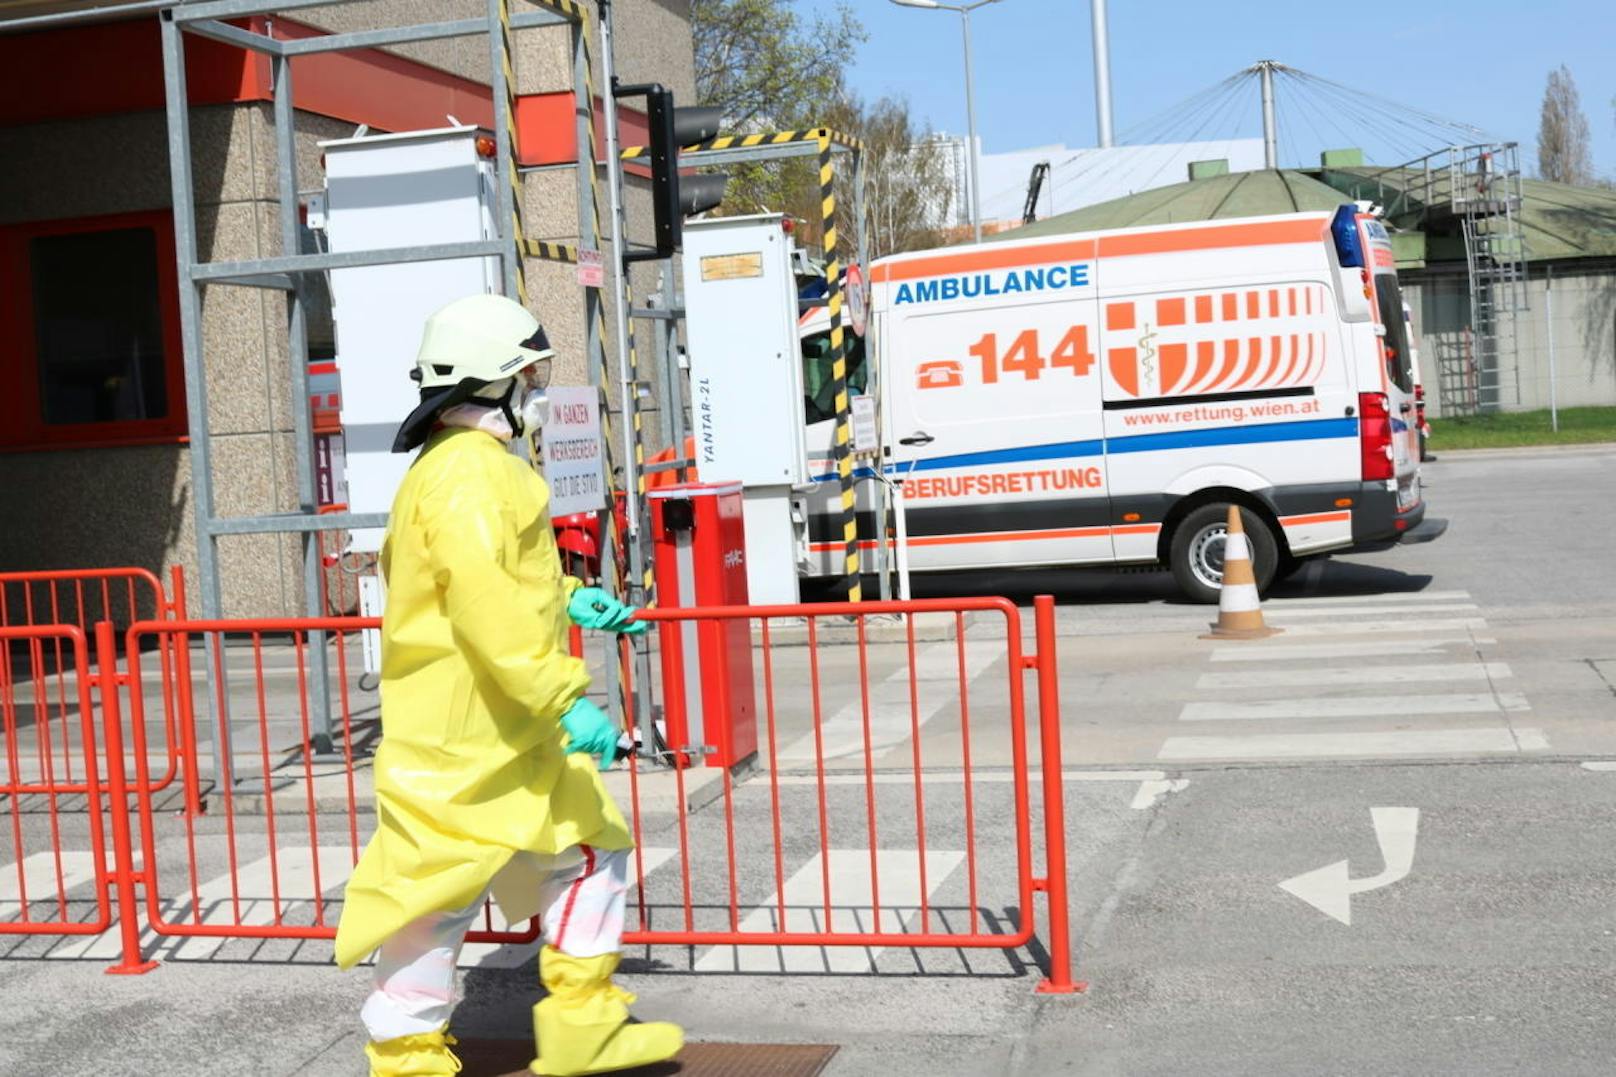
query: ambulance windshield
[{"left": 1373, "top": 273, "right": 1415, "bottom": 394}]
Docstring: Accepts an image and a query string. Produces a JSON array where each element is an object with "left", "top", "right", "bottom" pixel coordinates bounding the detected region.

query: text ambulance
[{"left": 803, "top": 205, "right": 1444, "bottom": 602}]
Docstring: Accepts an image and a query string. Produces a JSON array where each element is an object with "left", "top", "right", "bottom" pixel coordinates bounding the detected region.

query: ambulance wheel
[{"left": 1168, "top": 503, "right": 1278, "bottom": 605}]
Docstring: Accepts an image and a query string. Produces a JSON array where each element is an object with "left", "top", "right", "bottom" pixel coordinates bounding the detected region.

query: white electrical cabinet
[
  {"left": 680, "top": 216, "right": 810, "bottom": 604},
  {"left": 321, "top": 125, "right": 500, "bottom": 554},
  {"left": 680, "top": 216, "right": 809, "bottom": 486}
]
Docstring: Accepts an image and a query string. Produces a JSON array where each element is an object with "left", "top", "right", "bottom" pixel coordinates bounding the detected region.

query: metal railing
[{"left": 2, "top": 596, "right": 1078, "bottom": 994}]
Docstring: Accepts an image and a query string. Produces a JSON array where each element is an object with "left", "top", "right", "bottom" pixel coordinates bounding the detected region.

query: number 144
[{"left": 968, "top": 325, "right": 1095, "bottom": 384}]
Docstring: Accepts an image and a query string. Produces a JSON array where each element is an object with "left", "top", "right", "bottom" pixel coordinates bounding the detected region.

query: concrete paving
[{"left": 1, "top": 445, "right": 1613, "bottom": 1075}]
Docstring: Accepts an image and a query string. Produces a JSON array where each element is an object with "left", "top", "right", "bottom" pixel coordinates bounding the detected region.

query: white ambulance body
[{"left": 801, "top": 206, "right": 1440, "bottom": 602}]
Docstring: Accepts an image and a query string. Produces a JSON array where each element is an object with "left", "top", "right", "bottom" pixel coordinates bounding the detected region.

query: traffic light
[{"left": 644, "top": 89, "right": 726, "bottom": 259}]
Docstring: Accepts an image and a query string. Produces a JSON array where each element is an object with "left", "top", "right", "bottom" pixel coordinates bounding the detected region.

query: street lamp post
[{"left": 890, "top": 0, "right": 1005, "bottom": 243}]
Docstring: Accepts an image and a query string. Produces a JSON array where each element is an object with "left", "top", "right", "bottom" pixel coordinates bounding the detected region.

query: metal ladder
[{"left": 1458, "top": 145, "right": 1528, "bottom": 412}]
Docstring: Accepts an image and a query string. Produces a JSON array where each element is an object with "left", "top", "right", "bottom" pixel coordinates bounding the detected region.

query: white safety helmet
[{"left": 393, "top": 294, "right": 555, "bottom": 452}]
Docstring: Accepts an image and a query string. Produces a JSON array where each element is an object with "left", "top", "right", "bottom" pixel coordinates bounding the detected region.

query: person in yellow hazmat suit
[{"left": 334, "top": 293, "right": 683, "bottom": 1077}]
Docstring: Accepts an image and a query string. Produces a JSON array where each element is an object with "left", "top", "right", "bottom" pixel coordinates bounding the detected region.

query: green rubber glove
[
  {"left": 567, "top": 585, "right": 649, "bottom": 635},
  {"left": 559, "top": 697, "right": 620, "bottom": 771}
]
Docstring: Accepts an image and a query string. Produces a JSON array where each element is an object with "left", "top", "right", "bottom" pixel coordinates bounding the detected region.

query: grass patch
[{"left": 1427, "top": 406, "right": 1616, "bottom": 451}]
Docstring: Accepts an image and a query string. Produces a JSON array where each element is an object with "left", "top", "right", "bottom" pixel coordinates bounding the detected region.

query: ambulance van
[{"left": 803, "top": 205, "right": 1444, "bottom": 603}]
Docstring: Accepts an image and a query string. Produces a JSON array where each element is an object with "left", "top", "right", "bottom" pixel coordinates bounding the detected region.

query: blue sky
[{"left": 798, "top": 0, "right": 1615, "bottom": 179}]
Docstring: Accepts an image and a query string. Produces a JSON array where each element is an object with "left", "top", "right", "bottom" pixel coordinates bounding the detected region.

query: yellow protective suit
[{"left": 335, "top": 427, "right": 631, "bottom": 969}]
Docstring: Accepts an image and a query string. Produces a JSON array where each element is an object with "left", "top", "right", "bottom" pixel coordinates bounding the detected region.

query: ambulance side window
[
  {"left": 1373, "top": 274, "right": 1414, "bottom": 393},
  {"left": 802, "top": 331, "right": 866, "bottom": 426}
]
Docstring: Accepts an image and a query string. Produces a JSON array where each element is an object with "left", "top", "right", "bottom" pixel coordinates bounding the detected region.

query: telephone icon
[{"left": 916, "top": 360, "right": 963, "bottom": 390}]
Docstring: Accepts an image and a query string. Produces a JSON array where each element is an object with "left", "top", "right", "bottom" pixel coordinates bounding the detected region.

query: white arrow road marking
[{"left": 1279, "top": 807, "right": 1420, "bottom": 925}]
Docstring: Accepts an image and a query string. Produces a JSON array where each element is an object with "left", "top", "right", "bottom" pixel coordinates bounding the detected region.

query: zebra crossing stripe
[
  {"left": 1197, "top": 662, "right": 1513, "bottom": 690},
  {"left": 1264, "top": 590, "right": 1473, "bottom": 607},
  {"left": 1263, "top": 603, "right": 1479, "bottom": 619},
  {"left": 1159, "top": 727, "right": 1549, "bottom": 760},
  {"left": 1210, "top": 638, "right": 1488, "bottom": 662},
  {"left": 1179, "top": 692, "right": 1529, "bottom": 722},
  {"left": 692, "top": 848, "right": 964, "bottom": 973},
  {"left": 778, "top": 637, "right": 1002, "bottom": 762},
  {"left": 0, "top": 851, "right": 98, "bottom": 906}
]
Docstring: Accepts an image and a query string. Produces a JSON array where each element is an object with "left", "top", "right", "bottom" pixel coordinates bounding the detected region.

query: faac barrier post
[{"left": 649, "top": 483, "right": 758, "bottom": 770}]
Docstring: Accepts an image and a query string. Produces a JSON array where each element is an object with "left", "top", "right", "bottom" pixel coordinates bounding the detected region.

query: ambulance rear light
[
  {"left": 1358, "top": 391, "right": 1394, "bottom": 481},
  {"left": 475, "top": 136, "right": 497, "bottom": 159},
  {"left": 1331, "top": 204, "right": 1365, "bottom": 268}
]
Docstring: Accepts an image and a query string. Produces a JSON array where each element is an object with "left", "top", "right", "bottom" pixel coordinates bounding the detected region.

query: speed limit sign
[{"left": 844, "top": 262, "right": 868, "bottom": 337}]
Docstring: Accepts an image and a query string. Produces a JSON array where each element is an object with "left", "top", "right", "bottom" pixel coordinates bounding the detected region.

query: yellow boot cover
[
  {"left": 366, "top": 1026, "right": 463, "bottom": 1077},
  {"left": 530, "top": 946, "right": 683, "bottom": 1076}
]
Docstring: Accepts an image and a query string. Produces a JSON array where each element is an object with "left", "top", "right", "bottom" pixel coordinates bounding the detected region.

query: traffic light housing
[{"left": 644, "top": 89, "right": 726, "bottom": 259}]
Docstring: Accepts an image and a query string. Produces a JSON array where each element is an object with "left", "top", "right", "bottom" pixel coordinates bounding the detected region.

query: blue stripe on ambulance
[
  {"left": 1103, "top": 416, "right": 1359, "bottom": 455},
  {"left": 809, "top": 417, "right": 1358, "bottom": 484}
]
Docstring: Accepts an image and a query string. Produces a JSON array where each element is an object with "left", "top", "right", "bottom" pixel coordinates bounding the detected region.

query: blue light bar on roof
[{"left": 1330, "top": 204, "right": 1364, "bottom": 268}]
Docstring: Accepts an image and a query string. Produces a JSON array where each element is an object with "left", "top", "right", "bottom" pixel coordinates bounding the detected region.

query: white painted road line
[
  {"left": 1266, "top": 618, "right": 1491, "bottom": 637},
  {"left": 1179, "top": 692, "right": 1529, "bottom": 722},
  {"left": 779, "top": 638, "right": 1002, "bottom": 763},
  {"left": 1158, "top": 727, "right": 1549, "bottom": 760},
  {"left": 1197, "top": 662, "right": 1513, "bottom": 690},
  {"left": 0, "top": 850, "right": 99, "bottom": 906},
  {"left": 1254, "top": 603, "right": 1479, "bottom": 619},
  {"left": 1130, "top": 779, "right": 1189, "bottom": 810},
  {"left": 1265, "top": 590, "right": 1472, "bottom": 607},
  {"left": 693, "top": 848, "right": 964, "bottom": 973},
  {"left": 769, "top": 768, "right": 1168, "bottom": 786},
  {"left": 45, "top": 846, "right": 357, "bottom": 962},
  {"left": 1580, "top": 761, "right": 1616, "bottom": 772},
  {"left": 1210, "top": 638, "right": 1489, "bottom": 663}
]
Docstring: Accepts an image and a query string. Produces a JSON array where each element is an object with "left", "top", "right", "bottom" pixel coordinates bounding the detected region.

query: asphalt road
[{"left": 1, "top": 445, "right": 1613, "bottom": 1076}]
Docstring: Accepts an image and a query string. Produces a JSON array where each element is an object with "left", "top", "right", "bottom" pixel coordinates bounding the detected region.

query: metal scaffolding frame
[
  {"left": 1322, "top": 142, "right": 1529, "bottom": 415},
  {"left": 157, "top": 0, "right": 648, "bottom": 766},
  {"left": 612, "top": 128, "right": 887, "bottom": 600}
]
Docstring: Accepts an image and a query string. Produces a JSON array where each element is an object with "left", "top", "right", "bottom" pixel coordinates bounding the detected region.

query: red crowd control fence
[
  {"left": 0, "top": 625, "right": 111, "bottom": 938},
  {"left": 2, "top": 592, "right": 1078, "bottom": 995},
  {"left": 0, "top": 568, "right": 189, "bottom": 801},
  {"left": 618, "top": 597, "right": 1078, "bottom": 994},
  {"left": 111, "top": 616, "right": 536, "bottom": 956}
]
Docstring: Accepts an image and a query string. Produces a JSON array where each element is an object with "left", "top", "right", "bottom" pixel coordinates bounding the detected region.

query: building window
[{"left": 1, "top": 211, "right": 185, "bottom": 450}]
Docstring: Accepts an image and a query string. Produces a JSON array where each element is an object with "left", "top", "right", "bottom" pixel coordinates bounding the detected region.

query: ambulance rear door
[{"left": 884, "top": 256, "right": 1108, "bottom": 570}]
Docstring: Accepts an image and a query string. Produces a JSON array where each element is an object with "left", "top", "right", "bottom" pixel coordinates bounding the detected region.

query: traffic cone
[{"left": 1201, "top": 506, "right": 1282, "bottom": 641}]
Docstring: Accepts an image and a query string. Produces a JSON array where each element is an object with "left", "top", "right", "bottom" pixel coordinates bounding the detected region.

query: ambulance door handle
[
  {"left": 1399, "top": 402, "right": 1413, "bottom": 414},
  {"left": 899, "top": 431, "right": 935, "bottom": 447}
]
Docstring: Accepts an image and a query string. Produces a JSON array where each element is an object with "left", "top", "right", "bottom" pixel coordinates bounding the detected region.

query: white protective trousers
[{"left": 361, "top": 844, "right": 629, "bottom": 1042}]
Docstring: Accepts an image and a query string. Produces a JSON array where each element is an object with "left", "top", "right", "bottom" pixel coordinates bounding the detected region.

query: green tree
[
  {"left": 692, "top": 0, "right": 864, "bottom": 132},
  {"left": 818, "top": 93, "right": 956, "bottom": 259},
  {"left": 691, "top": 0, "right": 865, "bottom": 218},
  {"left": 1538, "top": 65, "right": 1593, "bottom": 185}
]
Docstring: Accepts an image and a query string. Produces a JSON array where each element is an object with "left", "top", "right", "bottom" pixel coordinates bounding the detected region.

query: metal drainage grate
[{"left": 452, "top": 1038, "right": 839, "bottom": 1077}]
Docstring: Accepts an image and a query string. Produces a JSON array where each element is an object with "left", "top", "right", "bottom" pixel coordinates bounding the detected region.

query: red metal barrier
[
  {"left": 109, "top": 616, "right": 535, "bottom": 965},
  {"left": 0, "top": 625, "right": 111, "bottom": 939},
  {"left": 609, "top": 597, "right": 1072, "bottom": 988},
  {"left": 0, "top": 568, "right": 187, "bottom": 800}
]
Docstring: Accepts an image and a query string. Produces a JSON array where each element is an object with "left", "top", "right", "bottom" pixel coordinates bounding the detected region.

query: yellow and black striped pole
[
  {"left": 817, "top": 129, "right": 861, "bottom": 602},
  {"left": 492, "top": 0, "right": 528, "bottom": 309},
  {"left": 619, "top": 128, "right": 867, "bottom": 161}
]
